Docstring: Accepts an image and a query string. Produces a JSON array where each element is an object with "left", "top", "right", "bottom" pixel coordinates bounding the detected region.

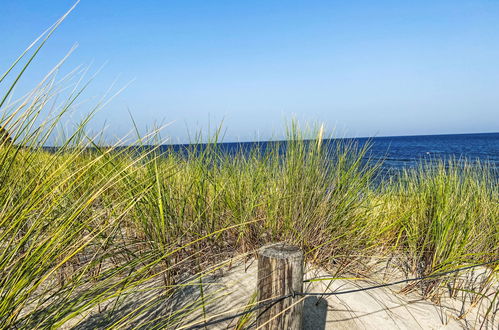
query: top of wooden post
[{"left": 259, "top": 243, "right": 303, "bottom": 259}]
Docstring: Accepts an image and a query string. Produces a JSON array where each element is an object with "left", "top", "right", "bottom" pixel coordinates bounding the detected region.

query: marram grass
[{"left": 1, "top": 126, "right": 497, "bottom": 328}]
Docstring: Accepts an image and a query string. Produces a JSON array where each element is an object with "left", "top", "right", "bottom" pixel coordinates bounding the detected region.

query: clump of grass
[{"left": 374, "top": 160, "right": 498, "bottom": 293}]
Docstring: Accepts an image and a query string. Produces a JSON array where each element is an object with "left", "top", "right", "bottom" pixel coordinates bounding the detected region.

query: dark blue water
[
  {"left": 162, "top": 132, "right": 499, "bottom": 171},
  {"left": 355, "top": 132, "right": 499, "bottom": 169}
]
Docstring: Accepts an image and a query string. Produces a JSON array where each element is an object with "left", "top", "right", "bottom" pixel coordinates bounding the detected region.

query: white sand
[
  {"left": 57, "top": 256, "right": 497, "bottom": 329},
  {"left": 177, "top": 258, "right": 498, "bottom": 329}
]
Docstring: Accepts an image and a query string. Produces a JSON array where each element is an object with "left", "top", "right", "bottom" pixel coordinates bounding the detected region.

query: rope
[
  {"left": 186, "top": 295, "right": 292, "bottom": 329},
  {"left": 184, "top": 258, "right": 498, "bottom": 329},
  {"left": 298, "top": 258, "right": 499, "bottom": 297}
]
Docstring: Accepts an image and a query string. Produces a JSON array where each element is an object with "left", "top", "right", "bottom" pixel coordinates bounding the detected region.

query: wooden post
[{"left": 256, "top": 243, "right": 304, "bottom": 329}]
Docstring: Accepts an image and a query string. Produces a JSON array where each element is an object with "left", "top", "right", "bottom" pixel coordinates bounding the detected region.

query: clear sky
[{"left": 1, "top": 0, "right": 499, "bottom": 143}]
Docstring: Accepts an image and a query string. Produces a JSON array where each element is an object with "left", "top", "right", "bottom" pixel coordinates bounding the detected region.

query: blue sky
[{"left": 1, "top": 0, "right": 499, "bottom": 142}]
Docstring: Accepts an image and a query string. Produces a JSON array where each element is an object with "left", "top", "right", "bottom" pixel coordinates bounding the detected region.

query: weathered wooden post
[{"left": 256, "top": 242, "right": 304, "bottom": 329}]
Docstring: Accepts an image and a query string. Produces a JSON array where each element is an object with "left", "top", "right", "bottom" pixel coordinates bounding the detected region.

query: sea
[
  {"left": 162, "top": 132, "right": 499, "bottom": 172},
  {"left": 351, "top": 132, "right": 499, "bottom": 170}
]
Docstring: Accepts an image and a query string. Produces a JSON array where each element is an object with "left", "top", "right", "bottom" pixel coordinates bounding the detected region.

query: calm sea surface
[
  {"left": 353, "top": 132, "right": 499, "bottom": 169},
  {"left": 163, "top": 132, "right": 499, "bottom": 171}
]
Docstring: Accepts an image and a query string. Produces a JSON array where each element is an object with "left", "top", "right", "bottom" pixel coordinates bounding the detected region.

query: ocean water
[
  {"left": 353, "top": 132, "right": 499, "bottom": 169},
  {"left": 163, "top": 132, "right": 499, "bottom": 171}
]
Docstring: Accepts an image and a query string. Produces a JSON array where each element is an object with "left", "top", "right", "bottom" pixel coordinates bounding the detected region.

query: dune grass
[{"left": 1, "top": 12, "right": 498, "bottom": 328}]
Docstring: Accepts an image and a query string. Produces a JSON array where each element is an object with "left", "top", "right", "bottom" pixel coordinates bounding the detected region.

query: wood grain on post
[{"left": 256, "top": 243, "right": 304, "bottom": 329}]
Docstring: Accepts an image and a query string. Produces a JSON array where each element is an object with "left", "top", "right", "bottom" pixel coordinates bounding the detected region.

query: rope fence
[{"left": 186, "top": 250, "right": 498, "bottom": 329}]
